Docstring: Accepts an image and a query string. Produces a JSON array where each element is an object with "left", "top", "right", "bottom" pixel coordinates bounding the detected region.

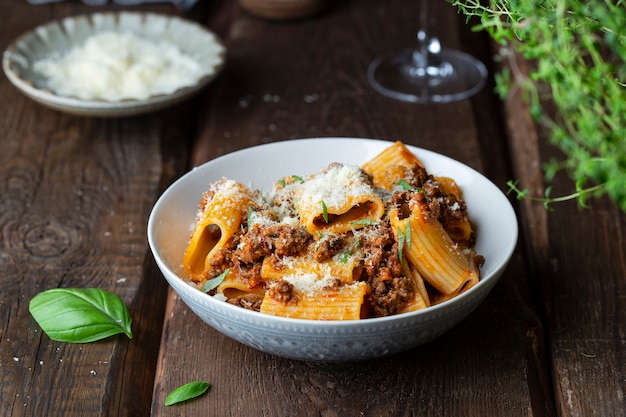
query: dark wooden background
[{"left": 1, "top": 0, "right": 624, "bottom": 416}]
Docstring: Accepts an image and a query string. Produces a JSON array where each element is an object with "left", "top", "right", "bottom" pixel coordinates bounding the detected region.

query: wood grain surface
[{"left": 0, "top": 0, "right": 624, "bottom": 416}]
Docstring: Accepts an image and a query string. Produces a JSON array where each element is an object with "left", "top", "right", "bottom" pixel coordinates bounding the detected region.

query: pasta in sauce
[{"left": 183, "top": 141, "right": 484, "bottom": 320}]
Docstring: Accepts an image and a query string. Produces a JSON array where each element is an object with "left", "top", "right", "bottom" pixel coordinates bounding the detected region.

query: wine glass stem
[
  {"left": 412, "top": 0, "right": 447, "bottom": 79},
  {"left": 416, "top": 0, "right": 430, "bottom": 69}
]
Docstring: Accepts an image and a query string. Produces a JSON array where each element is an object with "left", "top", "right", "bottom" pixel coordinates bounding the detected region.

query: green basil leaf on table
[
  {"left": 29, "top": 288, "right": 133, "bottom": 343},
  {"left": 165, "top": 381, "right": 211, "bottom": 406}
]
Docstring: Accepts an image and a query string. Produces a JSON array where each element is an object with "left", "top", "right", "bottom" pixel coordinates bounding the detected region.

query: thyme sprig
[{"left": 450, "top": 0, "right": 626, "bottom": 212}]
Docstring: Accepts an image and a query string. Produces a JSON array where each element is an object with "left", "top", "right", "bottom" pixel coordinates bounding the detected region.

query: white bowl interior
[{"left": 148, "top": 138, "right": 518, "bottom": 361}]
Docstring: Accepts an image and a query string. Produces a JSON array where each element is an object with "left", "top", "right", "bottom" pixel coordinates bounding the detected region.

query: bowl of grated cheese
[
  {"left": 147, "top": 137, "right": 519, "bottom": 362},
  {"left": 2, "top": 11, "right": 225, "bottom": 117}
]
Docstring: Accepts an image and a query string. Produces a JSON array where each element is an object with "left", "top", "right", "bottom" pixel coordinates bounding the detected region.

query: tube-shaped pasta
[
  {"left": 260, "top": 282, "right": 369, "bottom": 320},
  {"left": 261, "top": 254, "right": 361, "bottom": 285},
  {"left": 361, "top": 141, "right": 424, "bottom": 190},
  {"left": 390, "top": 201, "right": 479, "bottom": 296},
  {"left": 401, "top": 260, "right": 430, "bottom": 309},
  {"left": 217, "top": 273, "right": 266, "bottom": 298},
  {"left": 297, "top": 164, "right": 384, "bottom": 235},
  {"left": 183, "top": 179, "right": 254, "bottom": 282}
]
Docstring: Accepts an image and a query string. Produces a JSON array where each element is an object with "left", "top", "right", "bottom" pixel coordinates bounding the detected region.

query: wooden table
[{"left": 1, "top": 0, "right": 624, "bottom": 416}]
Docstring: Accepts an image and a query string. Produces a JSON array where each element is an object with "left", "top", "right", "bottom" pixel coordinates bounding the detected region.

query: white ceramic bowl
[
  {"left": 148, "top": 138, "right": 518, "bottom": 361},
  {"left": 2, "top": 11, "right": 225, "bottom": 117}
]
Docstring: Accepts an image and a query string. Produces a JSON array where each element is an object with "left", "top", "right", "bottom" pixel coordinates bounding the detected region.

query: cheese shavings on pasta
[{"left": 182, "top": 141, "right": 484, "bottom": 320}]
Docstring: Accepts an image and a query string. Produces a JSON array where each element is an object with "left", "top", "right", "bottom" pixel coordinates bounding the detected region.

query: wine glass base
[{"left": 368, "top": 48, "right": 487, "bottom": 103}]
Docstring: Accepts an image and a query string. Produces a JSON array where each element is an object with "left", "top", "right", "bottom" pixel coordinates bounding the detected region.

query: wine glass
[{"left": 368, "top": 0, "right": 487, "bottom": 103}]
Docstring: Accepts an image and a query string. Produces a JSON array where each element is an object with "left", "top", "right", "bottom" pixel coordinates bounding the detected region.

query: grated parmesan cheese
[
  {"left": 298, "top": 164, "right": 371, "bottom": 210},
  {"left": 33, "top": 31, "right": 207, "bottom": 101},
  {"left": 283, "top": 272, "right": 334, "bottom": 295}
]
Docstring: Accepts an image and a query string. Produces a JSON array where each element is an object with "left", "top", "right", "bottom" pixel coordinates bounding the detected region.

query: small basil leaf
[
  {"left": 201, "top": 269, "right": 229, "bottom": 293},
  {"left": 29, "top": 288, "right": 133, "bottom": 343},
  {"left": 351, "top": 219, "right": 377, "bottom": 226},
  {"left": 404, "top": 221, "right": 412, "bottom": 250},
  {"left": 321, "top": 201, "right": 329, "bottom": 223},
  {"left": 397, "top": 179, "right": 415, "bottom": 191},
  {"left": 165, "top": 381, "right": 211, "bottom": 406},
  {"left": 397, "top": 226, "right": 405, "bottom": 264}
]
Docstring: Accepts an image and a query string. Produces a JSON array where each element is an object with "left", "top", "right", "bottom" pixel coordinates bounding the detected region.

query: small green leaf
[
  {"left": 278, "top": 179, "right": 286, "bottom": 187},
  {"left": 397, "top": 179, "right": 415, "bottom": 191},
  {"left": 339, "top": 250, "right": 351, "bottom": 264},
  {"left": 164, "top": 381, "right": 211, "bottom": 406},
  {"left": 350, "top": 219, "right": 377, "bottom": 226},
  {"left": 29, "top": 288, "right": 132, "bottom": 343},
  {"left": 292, "top": 175, "right": 305, "bottom": 183},
  {"left": 397, "top": 226, "right": 405, "bottom": 264},
  {"left": 201, "top": 269, "right": 230, "bottom": 293},
  {"left": 321, "top": 201, "right": 329, "bottom": 223},
  {"left": 247, "top": 206, "right": 255, "bottom": 228},
  {"left": 404, "top": 221, "right": 412, "bottom": 251}
]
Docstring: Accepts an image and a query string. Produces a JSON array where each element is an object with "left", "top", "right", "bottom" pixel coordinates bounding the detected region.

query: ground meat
[
  {"left": 322, "top": 277, "right": 342, "bottom": 291},
  {"left": 236, "top": 224, "right": 270, "bottom": 264},
  {"left": 351, "top": 223, "right": 413, "bottom": 317},
  {"left": 312, "top": 234, "right": 344, "bottom": 262},
  {"left": 268, "top": 279, "right": 297, "bottom": 304},
  {"left": 402, "top": 165, "right": 429, "bottom": 188},
  {"left": 370, "top": 276, "right": 414, "bottom": 317},
  {"left": 232, "top": 262, "right": 264, "bottom": 289},
  {"left": 227, "top": 294, "right": 263, "bottom": 311},
  {"left": 357, "top": 225, "right": 396, "bottom": 277},
  {"left": 268, "top": 224, "right": 311, "bottom": 256},
  {"left": 431, "top": 194, "right": 467, "bottom": 230},
  {"left": 205, "top": 234, "right": 239, "bottom": 273},
  {"left": 391, "top": 184, "right": 469, "bottom": 240}
]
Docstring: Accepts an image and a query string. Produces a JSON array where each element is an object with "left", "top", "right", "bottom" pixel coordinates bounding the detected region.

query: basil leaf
[
  {"left": 404, "top": 221, "right": 412, "bottom": 250},
  {"left": 247, "top": 206, "right": 255, "bottom": 228},
  {"left": 397, "top": 226, "right": 405, "bottom": 264},
  {"left": 397, "top": 179, "right": 415, "bottom": 191},
  {"left": 292, "top": 175, "right": 304, "bottom": 183},
  {"left": 339, "top": 250, "right": 351, "bottom": 264},
  {"left": 29, "top": 288, "right": 132, "bottom": 343},
  {"left": 321, "top": 201, "right": 329, "bottom": 223},
  {"left": 397, "top": 179, "right": 423, "bottom": 193},
  {"left": 201, "top": 269, "right": 229, "bottom": 293},
  {"left": 165, "top": 381, "right": 211, "bottom": 406},
  {"left": 351, "top": 219, "right": 377, "bottom": 226}
]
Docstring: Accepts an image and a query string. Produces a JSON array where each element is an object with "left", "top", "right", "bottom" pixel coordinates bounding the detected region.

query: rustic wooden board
[{"left": 2, "top": 0, "right": 623, "bottom": 415}]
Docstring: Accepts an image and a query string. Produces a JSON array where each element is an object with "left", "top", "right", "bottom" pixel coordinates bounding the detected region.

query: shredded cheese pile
[{"left": 34, "top": 31, "right": 207, "bottom": 101}]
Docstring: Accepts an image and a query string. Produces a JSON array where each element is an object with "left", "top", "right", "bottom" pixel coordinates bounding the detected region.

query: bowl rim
[{"left": 148, "top": 137, "right": 519, "bottom": 328}]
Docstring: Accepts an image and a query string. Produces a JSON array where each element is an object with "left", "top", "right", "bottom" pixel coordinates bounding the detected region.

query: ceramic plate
[{"left": 2, "top": 11, "right": 225, "bottom": 117}]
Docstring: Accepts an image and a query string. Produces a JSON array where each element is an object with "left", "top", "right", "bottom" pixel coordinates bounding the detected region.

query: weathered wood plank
[
  {"left": 502, "top": 52, "right": 626, "bottom": 417},
  {"left": 0, "top": 2, "right": 193, "bottom": 415}
]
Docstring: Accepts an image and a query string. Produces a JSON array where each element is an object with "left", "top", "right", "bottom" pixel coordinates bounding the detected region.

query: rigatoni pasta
[{"left": 182, "top": 141, "right": 484, "bottom": 320}]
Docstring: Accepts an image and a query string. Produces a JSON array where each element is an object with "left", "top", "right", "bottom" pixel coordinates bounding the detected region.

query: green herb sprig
[{"left": 450, "top": 0, "right": 626, "bottom": 211}]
